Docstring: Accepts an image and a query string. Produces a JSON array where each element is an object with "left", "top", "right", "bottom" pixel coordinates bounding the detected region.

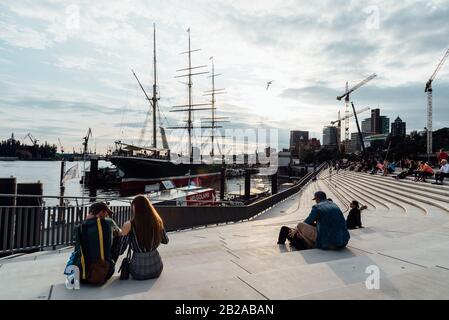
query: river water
[{"left": 0, "top": 161, "right": 271, "bottom": 206}]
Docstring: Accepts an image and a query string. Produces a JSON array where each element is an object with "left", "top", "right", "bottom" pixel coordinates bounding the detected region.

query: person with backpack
[
  {"left": 118, "top": 195, "right": 169, "bottom": 280},
  {"left": 65, "top": 202, "right": 118, "bottom": 286}
]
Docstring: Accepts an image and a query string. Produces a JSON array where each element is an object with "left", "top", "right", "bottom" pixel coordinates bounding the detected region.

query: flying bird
[{"left": 266, "top": 80, "right": 274, "bottom": 90}]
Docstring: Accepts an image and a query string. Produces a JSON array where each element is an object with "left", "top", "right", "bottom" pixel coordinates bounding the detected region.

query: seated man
[
  {"left": 433, "top": 159, "right": 449, "bottom": 185},
  {"left": 65, "top": 202, "right": 120, "bottom": 286},
  {"left": 278, "top": 191, "right": 350, "bottom": 250}
]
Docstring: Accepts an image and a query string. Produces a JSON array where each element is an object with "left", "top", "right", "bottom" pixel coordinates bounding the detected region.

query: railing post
[{"left": 52, "top": 207, "right": 57, "bottom": 251}]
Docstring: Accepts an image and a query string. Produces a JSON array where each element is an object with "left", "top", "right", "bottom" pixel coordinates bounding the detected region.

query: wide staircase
[{"left": 1, "top": 169, "right": 449, "bottom": 300}]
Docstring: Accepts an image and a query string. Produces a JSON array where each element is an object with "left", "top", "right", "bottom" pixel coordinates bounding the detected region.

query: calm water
[{"left": 0, "top": 161, "right": 271, "bottom": 206}]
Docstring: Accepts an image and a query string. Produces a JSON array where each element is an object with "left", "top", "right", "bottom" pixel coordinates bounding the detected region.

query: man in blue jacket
[{"left": 278, "top": 191, "right": 350, "bottom": 250}]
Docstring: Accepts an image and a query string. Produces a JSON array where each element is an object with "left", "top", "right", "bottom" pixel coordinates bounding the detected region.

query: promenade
[{"left": 1, "top": 169, "right": 449, "bottom": 300}]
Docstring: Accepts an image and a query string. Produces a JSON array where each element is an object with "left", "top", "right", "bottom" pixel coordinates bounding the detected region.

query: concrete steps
[
  {"left": 345, "top": 172, "right": 449, "bottom": 214},
  {"left": 2, "top": 170, "right": 449, "bottom": 300}
]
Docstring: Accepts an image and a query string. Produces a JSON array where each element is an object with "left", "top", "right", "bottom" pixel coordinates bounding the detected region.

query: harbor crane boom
[
  {"left": 424, "top": 48, "right": 449, "bottom": 158},
  {"left": 82, "top": 128, "right": 92, "bottom": 155},
  {"left": 24, "top": 133, "right": 38, "bottom": 146},
  {"left": 58, "top": 138, "right": 64, "bottom": 154}
]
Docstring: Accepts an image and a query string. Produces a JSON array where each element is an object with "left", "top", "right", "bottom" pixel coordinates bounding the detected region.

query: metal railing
[{"left": 0, "top": 163, "right": 326, "bottom": 256}]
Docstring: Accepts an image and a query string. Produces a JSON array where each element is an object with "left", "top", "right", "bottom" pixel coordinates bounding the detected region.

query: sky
[{"left": 1, "top": 0, "right": 449, "bottom": 154}]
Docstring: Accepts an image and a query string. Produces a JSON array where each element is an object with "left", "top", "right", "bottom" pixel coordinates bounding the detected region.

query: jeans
[
  {"left": 435, "top": 172, "right": 449, "bottom": 183},
  {"left": 278, "top": 226, "right": 308, "bottom": 250}
]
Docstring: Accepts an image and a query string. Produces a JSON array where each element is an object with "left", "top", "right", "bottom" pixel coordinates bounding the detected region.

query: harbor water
[{"left": 0, "top": 161, "right": 272, "bottom": 206}]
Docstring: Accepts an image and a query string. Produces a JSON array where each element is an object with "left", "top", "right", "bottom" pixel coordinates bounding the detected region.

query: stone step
[{"left": 346, "top": 173, "right": 449, "bottom": 214}]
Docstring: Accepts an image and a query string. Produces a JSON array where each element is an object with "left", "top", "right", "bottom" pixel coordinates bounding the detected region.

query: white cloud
[
  {"left": 0, "top": 20, "right": 52, "bottom": 49},
  {"left": 1, "top": 0, "right": 449, "bottom": 152}
]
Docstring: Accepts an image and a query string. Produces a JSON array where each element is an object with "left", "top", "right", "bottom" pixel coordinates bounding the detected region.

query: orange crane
[{"left": 425, "top": 48, "right": 449, "bottom": 158}]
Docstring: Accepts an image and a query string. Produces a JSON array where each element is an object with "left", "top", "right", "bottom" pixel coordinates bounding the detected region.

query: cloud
[
  {"left": 1, "top": 0, "right": 449, "bottom": 153},
  {"left": 0, "top": 20, "right": 52, "bottom": 49}
]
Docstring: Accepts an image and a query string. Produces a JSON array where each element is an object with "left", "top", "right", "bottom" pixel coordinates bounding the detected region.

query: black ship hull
[
  {"left": 110, "top": 156, "right": 222, "bottom": 179},
  {"left": 110, "top": 156, "right": 223, "bottom": 195}
]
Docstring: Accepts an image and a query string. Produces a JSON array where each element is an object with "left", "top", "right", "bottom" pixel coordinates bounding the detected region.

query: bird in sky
[{"left": 266, "top": 80, "right": 274, "bottom": 90}]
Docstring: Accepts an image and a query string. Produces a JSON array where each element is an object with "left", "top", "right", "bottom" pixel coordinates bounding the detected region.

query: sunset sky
[{"left": 1, "top": 0, "right": 449, "bottom": 154}]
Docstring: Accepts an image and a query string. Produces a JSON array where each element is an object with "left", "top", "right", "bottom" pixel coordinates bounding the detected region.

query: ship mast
[
  {"left": 132, "top": 23, "right": 159, "bottom": 149},
  {"left": 201, "top": 57, "right": 227, "bottom": 158},
  {"left": 169, "top": 28, "right": 211, "bottom": 163},
  {"left": 152, "top": 23, "right": 158, "bottom": 148}
]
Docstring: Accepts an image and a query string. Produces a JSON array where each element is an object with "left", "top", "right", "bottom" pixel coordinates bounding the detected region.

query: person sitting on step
[
  {"left": 415, "top": 162, "right": 434, "bottom": 183},
  {"left": 65, "top": 202, "right": 119, "bottom": 286},
  {"left": 277, "top": 191, "right": 350, "bottom": 250},
  {"left": 118, "top": 195, "right": 169, "bottom": 280},
  {"left": 346, "top": 200, "right": 367, "bottom": 229},
  {"left": 433, "top": 159, "right": 449, "bottom": 185}
]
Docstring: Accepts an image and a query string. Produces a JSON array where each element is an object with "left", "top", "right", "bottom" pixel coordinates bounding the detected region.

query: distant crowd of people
[{"left": 331, "top": 148, "right": 449, "bottom": 185}]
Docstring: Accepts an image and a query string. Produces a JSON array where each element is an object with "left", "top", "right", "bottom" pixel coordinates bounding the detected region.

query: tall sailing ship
[{"left": 110, "top": 26, "right": 226, "bottom": 194}]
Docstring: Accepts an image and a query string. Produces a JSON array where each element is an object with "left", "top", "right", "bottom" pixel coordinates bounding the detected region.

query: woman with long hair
[{"left": 120, "top": 195, "right": 169, "bottom": 280}]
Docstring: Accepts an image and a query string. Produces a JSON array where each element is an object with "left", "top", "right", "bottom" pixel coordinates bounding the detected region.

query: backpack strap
[
  {"left": 78, "top": 224, "right": 87, "bottom": 280},
  {"left": 96, "top": 218, "right": 105, "bottom": 261}
]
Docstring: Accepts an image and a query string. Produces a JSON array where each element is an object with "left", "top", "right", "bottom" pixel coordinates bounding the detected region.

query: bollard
[
  {"left": 89, "top": 158, "right": 99, "bottom": 188},
  {"left": 271, "top": 172, "right": 278, "bottom": 195},
  {"left": 16, "top": 182, "right": 43, "bottom": 253},
  {"left": 0, "top": 177, "right": 16, "bottom": 206},
  {"left": 0, "top": 177, "right": 16, "bottom": 254}
]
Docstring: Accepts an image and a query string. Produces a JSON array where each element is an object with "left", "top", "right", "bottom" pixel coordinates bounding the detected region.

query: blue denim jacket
[{"left": 304, "top": 200, "right": 350, "bottom": 249}]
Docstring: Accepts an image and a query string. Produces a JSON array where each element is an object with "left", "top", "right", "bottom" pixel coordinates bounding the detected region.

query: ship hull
[{"left": 110, "top": 156, "right": 223, "bottom": 195}]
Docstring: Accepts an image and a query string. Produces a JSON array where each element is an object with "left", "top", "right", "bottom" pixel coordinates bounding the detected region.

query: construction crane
[
  {"left": 58, "top": 138, "right": 64, "bottom": 154},
  {"left": 330, "top": 106, "right": 370, "bottom": 126},
  {"left": 23, "top": 133, "right": 39, "bottom": 146},
  {"left": 330, "top": 107, "right": 370, "bottom": 152},
  {"left": 425, "top": 48, "right": 449, "bottom": 158},
  {"left": 336, "top": 74, "right": 377, "bottom": 149}
]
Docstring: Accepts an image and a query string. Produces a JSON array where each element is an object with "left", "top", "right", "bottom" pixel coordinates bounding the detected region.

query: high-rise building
[
  {"left": 361, "top": 118, "right": 371, "bottom": 133},
  {"left": 391, "top": 116, "right": 406, "bottom": 137},
  {"left": 379, "top": 116, "right": 390, "bottom": 135},
  {"left": 289, "top": 130, "right": 309, "bottom": 157},
  {"left": 323, "top": 126, "right": 339, "bottom": 147},
  {"left": 371, "top": 108, "right": 380, "bottom": 134},
  {"left": 350, "top": 132, "right": 370, "bottom": 153}
]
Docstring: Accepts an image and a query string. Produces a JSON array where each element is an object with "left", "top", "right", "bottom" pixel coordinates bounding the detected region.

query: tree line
[{"left": 0, "top": 139, "right": 58, "bottom": 160}]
